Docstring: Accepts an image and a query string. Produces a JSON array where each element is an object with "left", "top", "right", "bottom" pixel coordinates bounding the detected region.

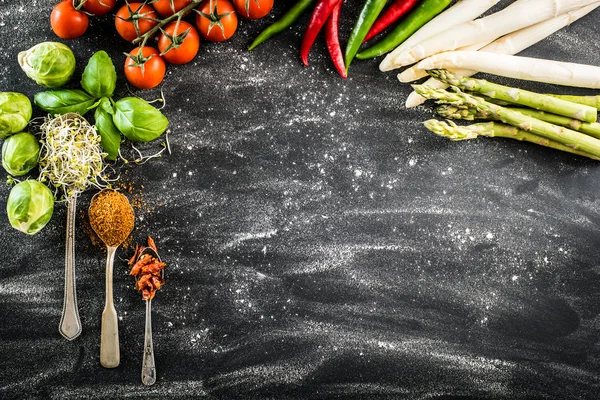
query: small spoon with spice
[
  {"left": 129, "top": 237, "right": 166, "bottom": 385},
  {"left": 88, "top": 189, "right": 135, "bottom": 369}
]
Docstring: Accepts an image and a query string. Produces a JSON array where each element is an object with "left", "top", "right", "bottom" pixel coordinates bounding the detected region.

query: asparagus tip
[{"left": 423, "top": 119, "right": 479, "bottom": 141}]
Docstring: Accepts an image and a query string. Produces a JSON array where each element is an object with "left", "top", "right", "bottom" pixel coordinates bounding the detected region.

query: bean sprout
[{"left": 38, "top": 113, "right": 111, "bottom": 200}]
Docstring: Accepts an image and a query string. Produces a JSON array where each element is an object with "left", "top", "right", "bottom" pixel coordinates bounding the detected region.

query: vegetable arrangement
[
  {"left": 0, "top": 92, "right": 57, "bottom": 235},
  {"left": 1, "top": 41, "right": 171, "bottom": 236},
  {"left": 370, "top": 0, "right": 600, "bottom": 160},
  {"left": 355, "top": 0, "right": 452, "bottom": 60},
  {"left": 396, "top": 0, "right": 599, "bottom": 68},
  {"left": 247, "top": 0, "right": 494, "bottom": 77},
  {"left": 28, "top": 48, "right": 169, "bottom": 160},
  {"left": 402, "top": 2, "right": 600, "bottom": 107},
  {"left": 48, "top": 0, "right": 274, "bottom": 89},
  {"left": 415, "top": 76, "right": 600, "bottom": 160},
  {"left": 379, "top": 0, "right": 501, "bottom": 71}
]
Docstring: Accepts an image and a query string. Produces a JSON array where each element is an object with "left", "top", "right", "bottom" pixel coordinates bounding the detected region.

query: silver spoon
[
  {"left": 138, "top": 246, "right": 162, "bottom": 386},
  {"left": 89, "top": 190, "right": 135, "bottom": 368},
  {"left": 59, "top": 193, "right": 81, "bottom": 340}
]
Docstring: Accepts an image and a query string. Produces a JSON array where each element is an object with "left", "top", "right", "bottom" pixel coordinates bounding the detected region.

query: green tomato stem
[{"left": 132, "top": 0, "right": 204, "bottom": 48}]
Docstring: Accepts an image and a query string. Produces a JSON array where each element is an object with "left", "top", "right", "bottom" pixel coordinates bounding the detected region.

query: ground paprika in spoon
[{"left": 88, "top": 190, "right": 134, "bottom": 247}]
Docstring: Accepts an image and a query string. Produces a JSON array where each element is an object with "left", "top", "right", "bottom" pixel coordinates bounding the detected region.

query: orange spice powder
[{"left": 88, "top": 190, "right": 135, "bottom": 247}]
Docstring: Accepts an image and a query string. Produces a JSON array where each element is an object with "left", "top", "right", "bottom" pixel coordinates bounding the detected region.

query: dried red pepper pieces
[
  {"left": 325, "top": 0, "right": 346, "bottom": 78},
  {"left": 363, "top": 0, "right": 422, "bottom": 43},
  {"left": 128, "top": 236, "right": 166, "bottom": 301}
]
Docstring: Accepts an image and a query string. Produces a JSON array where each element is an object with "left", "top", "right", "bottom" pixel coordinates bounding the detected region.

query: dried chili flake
[{"left": 129, "top": 236, "right": 166, "bottom": 300}]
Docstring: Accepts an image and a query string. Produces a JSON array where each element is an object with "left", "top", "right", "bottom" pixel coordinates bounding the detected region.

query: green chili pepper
[
  {"left": 248, "top": 0, "right": 319, "bottom": 50},
  {"left": 344, "top": 0, "right": 387, "bottom": 74},
  {"left": 356, "top": 0, "right": 452, "bottom": 59}
]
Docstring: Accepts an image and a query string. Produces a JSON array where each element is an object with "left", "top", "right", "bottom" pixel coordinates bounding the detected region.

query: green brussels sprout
[
  {"left": 2, "top": 132, "right": 40, "bottom": 176},
  {"left": 18, "top": 42, "right": 76, "bottom": 88},
  {"left": 0, "top": 92, "right": 32, "bottom": 139},
  {"left": 7, "top": 180, "right": 54, "bottom": 235}
]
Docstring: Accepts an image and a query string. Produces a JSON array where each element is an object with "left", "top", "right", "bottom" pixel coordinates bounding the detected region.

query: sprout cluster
[{"left": 38, "top": 113, "right": 109, "bottom": 200}]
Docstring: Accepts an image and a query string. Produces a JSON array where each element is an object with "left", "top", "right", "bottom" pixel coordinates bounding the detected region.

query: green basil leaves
[
  {"left": 33, "top": 51, "right": 169, "bottom": 158},
  {"left": 114, "top": 97, "right": 169, "bottom": 142},
  {"left": 94, "top": 98, "right": 121, "bottom": 161},
  {"left": 81, "top": 51, "right": 116, "bottom": 99},
  {"left": 34, "top": 89, "right": 96, "bottom": 116}
]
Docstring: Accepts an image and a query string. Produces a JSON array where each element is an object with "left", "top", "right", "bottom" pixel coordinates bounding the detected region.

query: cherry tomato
[
  {"left": 151, "top": 0, "right": 192, "bottom": 17},
  {"left": 124, "top": 47, "right": 166, "bottom": 90},
  {"left": 158, "top": 21, "right": 200, "bottom": 65},
  {"left": 233, "top": 0, "right": 273, "bottom": 19},
  {"left": 50, "top": 0, "right": 89, "bottom": 40},
  {"left": 115, "top": 3, "right": 159, "bottom": 43},
  {"left": 82, "top": 0, "right": 117, "bottom": 15},
  {"left": 195, "top": 0, "right": 237, "bottom": 42}
]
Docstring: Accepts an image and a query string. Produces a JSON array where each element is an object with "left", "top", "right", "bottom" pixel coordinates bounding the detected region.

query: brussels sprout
[
  {"left": 2, "top": 132, "right": 40, "bottom": 176},
  {"left": 0, "top": 92, "right": 32, "bottom": 139},
  {"left": 7, "top": 180, "right": 54, "bottom": 235},
  {"left": 18, "top": 42, "right": 76, "bottom": 88}
]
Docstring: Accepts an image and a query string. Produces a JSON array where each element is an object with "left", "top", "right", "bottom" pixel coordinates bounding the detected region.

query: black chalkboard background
[{"left": 1, "top": 0, "right": 600, "bottom": 398}]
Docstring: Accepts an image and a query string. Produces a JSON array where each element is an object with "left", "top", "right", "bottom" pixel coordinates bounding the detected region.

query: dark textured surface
[{"left": 1, "top": 0, "right": 600, "bottom": 399}]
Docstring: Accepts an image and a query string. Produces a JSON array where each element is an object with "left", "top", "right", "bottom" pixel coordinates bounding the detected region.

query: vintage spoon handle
[
  {"left": 141, "top": 299, "right": 156, "bottom": 385},
  {"left": 100, "top": 246, "right": 120, "bottom": 368},
  {"left": 59, "top": 194, "right": 81, "bottom": 340}
]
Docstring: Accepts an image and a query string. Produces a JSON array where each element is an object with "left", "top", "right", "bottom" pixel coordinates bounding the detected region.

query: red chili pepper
[
  {"left": 300, "top": 0, "right": 341, "bottom": 66},
  {"left": 325, "top": 0, "right": 346, "bottom": 79},
  {"left": 363, "top": 0, "right": 421, "bottom": 43}
]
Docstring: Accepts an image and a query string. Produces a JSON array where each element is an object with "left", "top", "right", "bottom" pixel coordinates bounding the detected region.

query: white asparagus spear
[
  {"left": 417, "top": 51, "right": 600, "bottom": 88},
  {"left": 404, "top": 2, "right": 600, "bottom": 108},
  {"left": 398, "top": 40, "right": 494, "bottom": 82},
  {"left": 378, "top": 0, "right": 501, "bottom": 72},
  {"left": 394, "top": 0, "right": 599, "bottom": 68}
]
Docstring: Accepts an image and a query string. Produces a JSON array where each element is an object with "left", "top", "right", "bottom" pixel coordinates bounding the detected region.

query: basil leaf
[
  {"left": 113, "top": 97, "right": 169, "bottom": 142},
  {"left": 34, "top": 89, "right": 96, "bottom": 115},
  {"left": 81, "top": 51, "right": 116, "bottom": 98},
  {"left": 94, "top": 98, "right": 121, "bottom": 160},
  {"left": 98, "top": 95, "right": 114, "bottom": 115}
]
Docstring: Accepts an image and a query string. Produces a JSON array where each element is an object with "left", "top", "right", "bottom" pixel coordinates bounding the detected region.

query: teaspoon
[
  {"left": 138, "top": 246, "right": 162, "bottom": 386},
  {"left": 89, "top": 189, "right": 135, "bottom": 368}
]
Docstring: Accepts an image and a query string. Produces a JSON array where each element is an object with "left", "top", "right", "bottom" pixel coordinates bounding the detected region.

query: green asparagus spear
[
  {"left": 435, "top": 104, "right": 487, "bottom": 120},
  {"left": 423, "top": 119, "right": 600, "bottom": 160},
  {"left": 426, "top": 69, "right": 598, "bottom": 123},
  {"left": 436, "top": 104, "right": 600, "bottom": 139},
  {"left": 472, "top": 92, "right": 600, "bottom": 110},
  {"left": 546, "top": 94, "right": 600, "bottom": 110},
  {"left": 413, "top": 84, "right": 600, "bottom": 158}
]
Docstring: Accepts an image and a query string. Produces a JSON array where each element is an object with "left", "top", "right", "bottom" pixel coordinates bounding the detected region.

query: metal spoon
[
  {"left": 89, "top": 190, "right": 134, "bottom": 368},
  {"left": 138, "top": 246, "right": 162, "bottom": 386},
  {"left": 59, "top": 193, "right": 81, "bottom": 340}
]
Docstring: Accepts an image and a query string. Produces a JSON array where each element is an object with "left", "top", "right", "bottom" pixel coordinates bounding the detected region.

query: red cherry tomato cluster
[{"left": 49, "top": 0, "right": 274, "bottom": 90}]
